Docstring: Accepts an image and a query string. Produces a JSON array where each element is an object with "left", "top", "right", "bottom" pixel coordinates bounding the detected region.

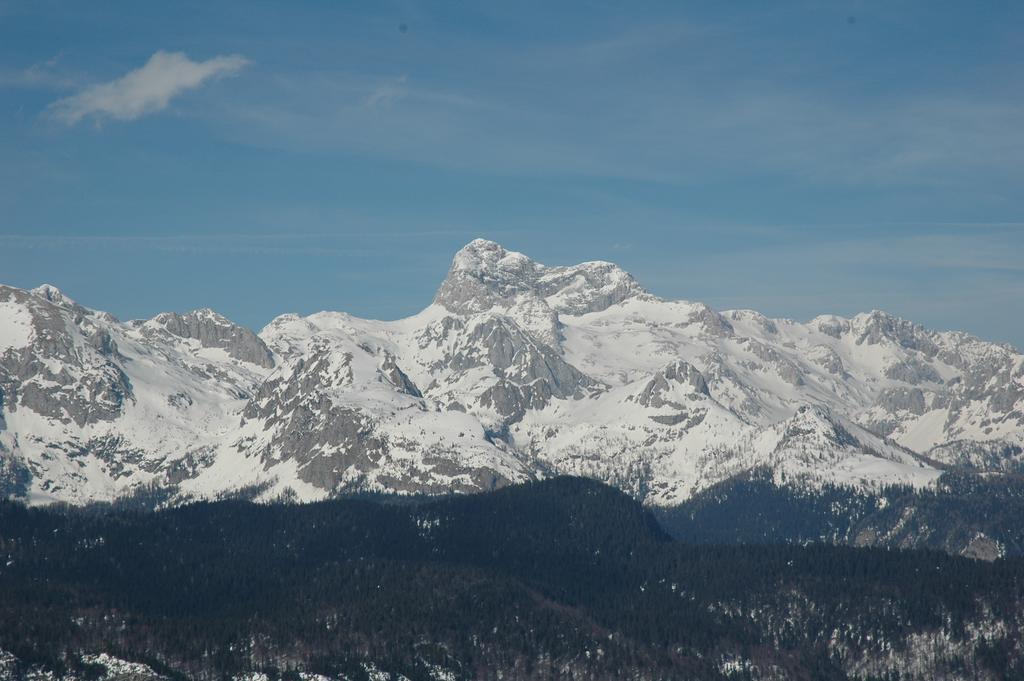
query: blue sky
[{"left": 1, "top": 1, "right": 1022, "bottom": 347}]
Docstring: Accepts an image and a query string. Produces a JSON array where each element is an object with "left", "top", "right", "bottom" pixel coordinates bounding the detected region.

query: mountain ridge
[{"left": 1, "top": 239, "right": 1021, "bottom": 507}]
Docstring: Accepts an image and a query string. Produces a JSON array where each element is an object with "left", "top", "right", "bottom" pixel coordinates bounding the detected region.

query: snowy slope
[
  {"left": 1, "top": 240, "right": 1021, "bottom": 506},
  {"left": 0, "top": 285, "right": 272, "bottom": 504}
]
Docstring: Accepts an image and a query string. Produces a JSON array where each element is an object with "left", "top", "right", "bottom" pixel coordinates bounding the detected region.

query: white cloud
[
  {"left": 49, "top": 51, "right": 249, "bottom": 125},
  {"left": 0, "top": 53, "right": 74, "bottom": 90},
  {"left": 364, "top": 75, "right": 408, "bottom": 109}
]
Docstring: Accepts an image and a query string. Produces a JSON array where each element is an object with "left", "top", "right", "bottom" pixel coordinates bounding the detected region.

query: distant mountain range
[{"left": 1, "top": 239, "right": 1022, "bottom": 519}]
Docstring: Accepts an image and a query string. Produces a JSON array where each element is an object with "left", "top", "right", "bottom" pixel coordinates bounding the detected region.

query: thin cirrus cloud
[{"left": 48, "top": 50, "right": 249, "bottom": 125}]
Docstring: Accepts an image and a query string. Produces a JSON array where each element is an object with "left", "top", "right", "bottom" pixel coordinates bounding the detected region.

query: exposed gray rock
[
  {"left": 88, "top": 327, "right": 120, "bottom": 357},
  {"left": 270, "top": 403, "right": 386, "bottom": 491},
  {"left": 241, "top": 349, "right": 388, "bottom": 492},
  {"left": 15, "top": 365, "right": 133, "bottom": 427},
  {"left": 949, "top": 359, "right": 1023, "bottom": 415},
  {"left": 807, "top": 344, "right": 846, "bottom": 376},
  {"left": 741, "top": 338, "right": 804, "bottom": 386},
  {"left": 433, "top": 239, "right": 537, "bottom": 314},
  {"left": 854, "top": 310, "right": 939, "bottom": 357},
  {"left": 634, "top": 360, "right": 709, "bottom": 409},
  {"left": 534, "top": 260, "right": 647, "bottom": 315},
  {"left": 776, "top": 405, "right": 860, "bottom": 455},
  {"left": 164, "top": 447, "right": 217, "bottom": 485},
  {"left": 700, "top": 351, "right": 765, "bottom": 421},
  {"left": 31, "top": 283, "right": 91, "bottom": 318},
  {"left": 428, "top": 315, "right": 595, "bottom": 403},
  {"left": 65, "top": 435, "right": 154, "bottom": 480},
  {"left": 0, "top": 285, "right": 134, "bottom": 427},
  {"left": 380, "top": 353, "right": 422, "bottom": 397},
  {"left": 243, "top": 345, "right": 354, "bottom": 426},
  {"left": 649, "top": 410, "right": 707, "bottom": 428},
  {"left": 961, "top": 534, "right": 1003, "bottom": 561},
  {"left": 727, "top": 309, "right": 778, "bottom": 334},
  {"left": 876, "top": 387, "right": 927, "bottom": 415},
  {"left": 884, "top": 357, "right": 942, "bottom": 384},
  {"left": 813, "top": 315, "right": 851, "bottom": 339},
  {"left": 167, "top": 392, "right": 193, "bottom": 410},
  {"left": 688, "top": 304, "right": 734, "bottom": 337},
  {"left": 479, "top": 379, "right": 554, "bottom": 423},
  {"left": 433, "top": 239, "right": 647, "bottom": 315},
  {"left": 148, "top": 309, "right": 274, "bottom": 368}
]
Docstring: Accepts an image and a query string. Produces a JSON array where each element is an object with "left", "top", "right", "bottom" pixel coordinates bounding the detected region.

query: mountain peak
[
  {"left": 31, "top": 284, "right": 76, "bottom": 307},
  {"left": 447, "top": 239, "right": 537, "bottom": 285},
  {"left": 435, "top": 239, "right": 648, "bottom": 316},
  {"left": 451, "top": 238, "right": 523, "bottom": 266}
]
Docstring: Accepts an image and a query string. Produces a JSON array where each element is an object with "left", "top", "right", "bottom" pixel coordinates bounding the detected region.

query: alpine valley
[{"left": 1, "top": 239, "right": 1023, "bottom": 557}]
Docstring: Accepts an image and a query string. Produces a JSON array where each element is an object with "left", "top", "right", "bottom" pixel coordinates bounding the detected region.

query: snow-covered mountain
[{"left": 1, "top": 239, "right": 1022, "bottom": 506}]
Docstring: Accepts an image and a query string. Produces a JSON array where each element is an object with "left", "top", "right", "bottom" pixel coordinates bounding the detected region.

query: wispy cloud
[
  {"left": 364, "top": 75, "right": 408, "bottom": 109},
  {"left": 0, "top": 53, "right": 74, "bottom": 90},
  {"left": 196, "top": 11, "right": 1024, "bottom": 190},
  {"left": 48, "top": 51, "right": 249, "bottom": 125}
]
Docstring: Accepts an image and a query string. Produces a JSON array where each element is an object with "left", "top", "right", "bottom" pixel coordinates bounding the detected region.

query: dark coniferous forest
[
  {"left": 1, "top": 477, "right": 1023, "bottom": 681},
  {"left": 656, "top": 470, "right": 1024, "bottom": 559}
]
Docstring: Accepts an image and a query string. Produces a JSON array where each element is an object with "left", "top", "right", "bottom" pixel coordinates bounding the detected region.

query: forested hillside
[
  {"left": 656, "top": 470, "right": 1024, "bottom": 560},
  {"left": 1, "top": 477, "right": 1022, "bottom": 680}
]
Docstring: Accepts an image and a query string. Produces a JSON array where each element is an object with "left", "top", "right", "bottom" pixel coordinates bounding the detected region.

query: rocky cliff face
[
  {"left": 0, "top": 240, "right": 1021, "bottom": 506},
  {"left": 144, "top": 309, "right": 275, "bottom": 368},
  {"left": 433, "top": 238, "right": 647, "bottom": 317},
  {"left": 0, "top": 285, "right": 133, "bottom": 429}
]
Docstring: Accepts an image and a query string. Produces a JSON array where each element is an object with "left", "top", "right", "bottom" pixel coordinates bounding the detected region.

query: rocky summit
[{"left": 1, "top": 239, "right": 1022, "bottom": 506}]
